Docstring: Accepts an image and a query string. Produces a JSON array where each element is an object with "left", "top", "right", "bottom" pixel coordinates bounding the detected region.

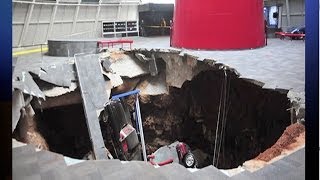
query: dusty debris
[
  {"left": 243, "top": 123, "right": 305, "bottom": 172},
  {"left": 14, "top": 104, "right": 49, "bottom": 150},
  {"left": 254, "top": 123, "right": 305, "bottom": 162},
  {"left": 137, "top": 71, "right": 168, "bottom": 95},
  {"left": 100, "top": 51, "right": 111, "bottom": 59},
  {"left": 109, "top": 50, "right": 126, "bottom": 62}
]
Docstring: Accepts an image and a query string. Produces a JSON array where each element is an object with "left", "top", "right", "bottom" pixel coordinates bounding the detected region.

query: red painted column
[{"left": 171, "top": 0, "right": 265, "bottom": 50}]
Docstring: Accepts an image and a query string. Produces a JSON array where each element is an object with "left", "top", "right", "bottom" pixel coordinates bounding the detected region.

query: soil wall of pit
[{"left": 136, "top": 70, "right": 291, "bottom": 168}]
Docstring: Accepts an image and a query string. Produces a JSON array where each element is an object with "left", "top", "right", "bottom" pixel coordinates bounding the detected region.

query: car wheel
[{"left": 183, "top": 152, "right": 196, "bottom": 168}]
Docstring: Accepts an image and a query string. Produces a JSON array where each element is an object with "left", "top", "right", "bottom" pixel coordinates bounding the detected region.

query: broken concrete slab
[
  {"left": 101, "top": 59, "right": 112, "bottom": 73},
  {"left": 112, "top": 77, "right": 142, "bottom": 95},
  {"left": 74, "top": 53, "right": 109, "bottom": 160},
  {"left": 110, "top": 54, "right": 149, "bottom": 78},
  {"left": 75, "top": 54, "right": 109, "bottom": 108},
  {"left": 13, "top": 71, "right": 45, "bottom": 99},
  {"left": 240, "top": 78, "right": 265, "bottom": 87},
  {"left": 32, "top": 90, "right": 82, "bottom": 110},
  {"left": 41, "top": 82, "right": 78, "bottom": 97},
  {"left": 134, "top": 53, "right": 159, "bottom": 76},
  {"left": 149, "top": 54, "right": 159, "bottom": 76},
  {"left": 160, "top": 54, "right": 213, "bottom": 88},
  {"left": 135, "top": 53, "right": 150, "bottom": 63},
  {"left": 274, "top": 88, "right": 290, "bottom": 95},
  {"left": 162, "top": 54, "right": 196, "bottom": 88},
  {"left": 137, "top": 71, "right": 168, "bottom": 95},
  {"left": 35, "top": 63, "right": 74, "bottom": 87},
  {"left": 102, "top": 72, "right": 123, "bottom": 88},
  {"left": 12, "top": 90, "right": 25, "bottom": 132}
]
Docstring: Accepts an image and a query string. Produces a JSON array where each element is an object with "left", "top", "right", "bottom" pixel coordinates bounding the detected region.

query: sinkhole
[
  {"left": 12, "top": 51, "right": 299, "bottom": 169},
  {"left": 134, "top": 69, "right": 292, "bottom": 168},
  {"left": 14, "top": 69, "right": 292, "bottom": 169}
]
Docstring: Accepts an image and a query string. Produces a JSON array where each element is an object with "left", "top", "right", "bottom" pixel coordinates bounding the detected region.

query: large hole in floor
[
  {"left": 35, "top": 104, "right": 92, "bottom": 159},
  {"left": 13, "top": 63, "right": 292, "bottom": 169},
  {"left": 137, "top": 70, "right": 291, "bottom": 169}
]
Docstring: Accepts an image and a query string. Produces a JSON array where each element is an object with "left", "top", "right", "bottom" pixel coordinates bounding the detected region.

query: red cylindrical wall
[{"left": 171, "top": 0, "right": 265, "bottom": 50}]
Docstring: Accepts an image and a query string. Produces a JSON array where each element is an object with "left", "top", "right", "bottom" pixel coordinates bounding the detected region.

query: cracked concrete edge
[
  {"left": 131, "top": 48, "right": 305, "bottom": 121},
  {"left": 132, "top": 48, "right": 241, "bottom": 76},
  {"left": 287, "top": 91, "right": 305, "bottom": 123},
  {"left": 13, "top": 48, "right": 305, "bottom": 124},
  {"left": 42, "top": 82, "right": 78, "bottom": 97}
]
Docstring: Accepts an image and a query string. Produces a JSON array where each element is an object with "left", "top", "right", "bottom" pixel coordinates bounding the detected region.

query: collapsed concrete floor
[
  {"left": 128, "top": 70, "right": 292, "bottom": 168},
  {"left": 12, "top": 48, "right": 305, "bottom": 170}
]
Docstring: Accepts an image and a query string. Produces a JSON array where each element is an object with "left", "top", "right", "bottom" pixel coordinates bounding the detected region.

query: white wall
[
  {"left": 281, "top": 0, "right": 305, "bottom": 28},
  {"left": 12, "top": 0, "right": 139, "bottom": 47},
  {"left": 265, "top": 0, "right": 305, "bottom": 30},
  {"left": 141, "top": 0, "right": 174, "bottom": 4}
]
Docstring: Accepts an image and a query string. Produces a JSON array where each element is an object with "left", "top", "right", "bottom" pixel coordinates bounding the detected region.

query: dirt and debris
[
  {"left": 109, "top": 50, "right": 126, "bottom": 62},
  {"left": 254, "top": 123, "right": 305, "bottom": 162},
  {"left": 13, "top": 104, "right": 49, "bottom": 150},
  {"left": 133, "top": 69, "right": 291, "bottom": 169}
]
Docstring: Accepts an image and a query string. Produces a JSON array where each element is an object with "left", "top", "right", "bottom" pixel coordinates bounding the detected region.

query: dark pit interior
[
  {"left": 35, "top": 104, "right": 92, "bottom": 159},
  {"left": 13, "top": 69, "right": 291, "bottom": 169},
  {"left": 137, "top": 70, "right": 291, "bottom": 168}
]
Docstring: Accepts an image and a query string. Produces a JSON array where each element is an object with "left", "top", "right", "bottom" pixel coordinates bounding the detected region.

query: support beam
[
  {"left": 32, "top": 4, "right": 43, "bottom": 45},
  {"left": 18, "top": 0, "right": 35, "bottom": 47},
  {"left": 94, "top": 0, "right": 102, "bottom": 37},
  {"left": 135, "top": 94, "right": 147, "bottom": 161},
  {"left": 278, "top": 6, "right": 282, "bottom": 29},
  {"left": 45, "top": 1, "right": 59, "bottom": 42},
  {"left": 59, "top": 5, "right": 67, "bottom": 36},
  {"left": 136, "top": 5, "right": 139, "bottom": 36},
  {"left": 71, "top": 0, "right": 81, "bottom": 34},
  {"left": 117, "top": 0, "right": 122, "bottom": 21},
  {"left": 13, "top": 0, "right": 139, "bottom": 7},
  {"left": 285, "top": 0, "right": 291, "bottom": 27}
]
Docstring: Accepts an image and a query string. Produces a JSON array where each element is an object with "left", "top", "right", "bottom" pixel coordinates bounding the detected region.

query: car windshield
[
  {"left": 286, "top": 26, "right": 305, "bottom": 33},
  {"left": 286, "top": 27, "right": 297, "bottom": 33}
]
